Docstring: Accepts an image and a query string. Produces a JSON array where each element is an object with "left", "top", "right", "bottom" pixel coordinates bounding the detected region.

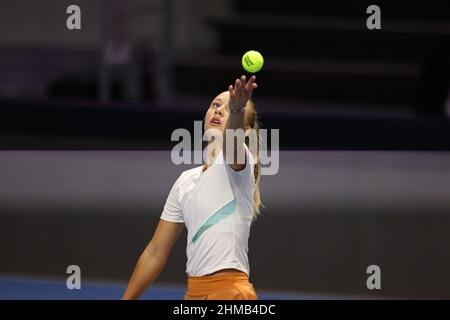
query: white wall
[{"left": 1, "top": 151, "right": 449, "bottom": 213}]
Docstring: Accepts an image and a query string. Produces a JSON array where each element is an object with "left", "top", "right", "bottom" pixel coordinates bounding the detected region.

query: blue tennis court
[{"left": 0, "top": 276, "right": 348, "bottom": 300}]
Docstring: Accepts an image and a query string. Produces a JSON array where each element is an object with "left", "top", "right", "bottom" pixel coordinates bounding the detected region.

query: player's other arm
[{"left": 122, "top": 219, "right": 184, "bottom": 300}]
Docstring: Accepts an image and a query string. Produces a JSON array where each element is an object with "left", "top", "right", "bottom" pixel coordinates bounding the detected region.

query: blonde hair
[{"left": 245, "top": 100, "right": 263, "bottom": 221}]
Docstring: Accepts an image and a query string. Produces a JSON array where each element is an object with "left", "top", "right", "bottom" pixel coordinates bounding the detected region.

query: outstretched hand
[{"left": 228, "top": 75, "right": 257, "bottom": 112}]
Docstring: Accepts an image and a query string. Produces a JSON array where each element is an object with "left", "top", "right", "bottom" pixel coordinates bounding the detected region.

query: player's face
[{"left": 204, "top": 91, "right": 230, "bottom": 133}]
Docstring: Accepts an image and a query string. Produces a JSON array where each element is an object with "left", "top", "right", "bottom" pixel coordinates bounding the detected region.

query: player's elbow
[{"left": 143, "top": 241, "right": 170, "bottom": 264}]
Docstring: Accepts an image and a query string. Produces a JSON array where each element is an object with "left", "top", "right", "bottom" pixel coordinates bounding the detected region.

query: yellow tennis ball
[{"left": 242, "top": 50, "right": 264, "bottom": 73}]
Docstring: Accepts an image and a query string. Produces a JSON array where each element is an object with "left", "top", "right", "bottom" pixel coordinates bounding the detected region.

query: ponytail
[{"left": 245, "top": 101, "right": 263, "bottom": 221}]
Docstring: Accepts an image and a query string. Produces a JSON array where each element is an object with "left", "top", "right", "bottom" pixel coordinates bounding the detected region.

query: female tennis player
[{"left": 122, "top": 75, "right": 262, "bottom": 300}]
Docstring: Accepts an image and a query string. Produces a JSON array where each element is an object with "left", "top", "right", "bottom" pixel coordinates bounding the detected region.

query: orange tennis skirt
[{"left": 183, "top": 270, "right": 258, "bottom": 300}]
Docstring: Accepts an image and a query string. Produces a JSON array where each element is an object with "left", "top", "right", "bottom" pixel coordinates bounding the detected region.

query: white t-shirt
[{"left": 160, "top": 146, "right": 255, "bottom": 277}]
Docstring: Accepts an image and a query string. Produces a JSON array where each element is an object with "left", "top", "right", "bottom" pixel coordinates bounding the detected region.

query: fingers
[
  {"left": 229, "top": 75, "right": 257, "bottom": 103},
  {"left": 246, "top": 75, "right": 257, "bottom": 91},
  {"left": 235, "top": 78, "right": 241, "bottom": 92},
  {"left": 244, "top": 76, "right": 257, "bottom": 102},
  {"left": 230, "top": 75, "right": 257, "bottom": 88},
  {"left": 234, "top": 77, "right": 243, "bottom": 99}
]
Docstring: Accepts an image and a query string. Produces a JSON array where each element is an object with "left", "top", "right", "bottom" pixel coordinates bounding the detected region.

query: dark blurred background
[{"left": 1, "top": 0, "right": 450, "bottom": 299}]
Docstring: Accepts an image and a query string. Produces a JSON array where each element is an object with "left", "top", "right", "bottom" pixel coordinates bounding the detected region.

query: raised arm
[
  {"left": 122, "top": 219, "right": 184, "bottom": 300},
  {"left": 225, "top": 75, "right": 257, "bottom": 171}
]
